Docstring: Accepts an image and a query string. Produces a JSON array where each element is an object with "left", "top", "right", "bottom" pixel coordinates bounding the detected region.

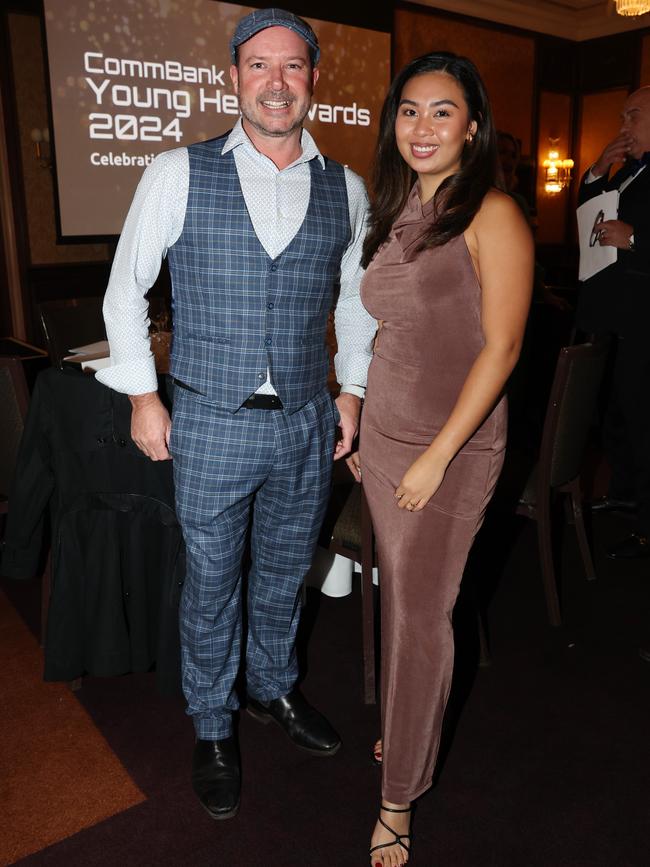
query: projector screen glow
[{"left": 43, "top": 0, "right": 390, "bottom": 237}]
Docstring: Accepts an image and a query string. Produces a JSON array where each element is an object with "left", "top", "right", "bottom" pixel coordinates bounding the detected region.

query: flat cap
[{"left": 229, "top": 8, "right": 320, "bottom": 66}]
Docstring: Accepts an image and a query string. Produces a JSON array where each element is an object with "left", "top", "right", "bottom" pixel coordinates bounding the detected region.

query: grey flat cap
[{"left": 229, "top": 8, "right": 320, "bottom": 66}]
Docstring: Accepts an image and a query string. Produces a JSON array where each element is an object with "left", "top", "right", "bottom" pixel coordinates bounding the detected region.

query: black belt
[
  {"left": 173, "top": 379, "right": 283, "bottom": 409},
  {"left": 242, "top": 394, "right": 283, "bottom": 410}
]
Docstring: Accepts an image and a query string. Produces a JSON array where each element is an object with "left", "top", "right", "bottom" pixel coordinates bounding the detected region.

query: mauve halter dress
[{"left": 360, "top": 185, "right": 507, "bottom": 804}]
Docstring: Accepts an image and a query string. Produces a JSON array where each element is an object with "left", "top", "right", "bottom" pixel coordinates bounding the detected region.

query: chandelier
[{"left": 615, "top": 0, "right": 650, "bottom": 16}]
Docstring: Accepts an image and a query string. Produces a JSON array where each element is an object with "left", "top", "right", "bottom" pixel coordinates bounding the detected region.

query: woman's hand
[{"left": 395, "top": 450, "right": 448, "bottom": 512}]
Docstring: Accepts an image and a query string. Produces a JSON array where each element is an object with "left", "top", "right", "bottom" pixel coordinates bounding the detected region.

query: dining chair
[
  {"left": 320, "top": 469, "right": 377, "bottom": 704},
  {"left": 516, "top": 337, "right": 610, "bottom": 626},
  {"left": 37, "top": 297, "right": 106, "bottom": 367}
]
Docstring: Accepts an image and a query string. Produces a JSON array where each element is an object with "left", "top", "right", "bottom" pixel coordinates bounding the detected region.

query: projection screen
[{"left": 42, "top": 0, "right": 390, "bottom": 238}]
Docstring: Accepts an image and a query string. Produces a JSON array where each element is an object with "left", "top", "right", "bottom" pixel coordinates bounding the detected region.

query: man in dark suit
[{"left": 576, "top": 86, "right": 650, "bottom": 559}]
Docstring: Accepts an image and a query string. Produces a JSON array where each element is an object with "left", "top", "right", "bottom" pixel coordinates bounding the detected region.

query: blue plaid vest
[{"left": 167, "top": 134, "right": 351, "bottom": 413}]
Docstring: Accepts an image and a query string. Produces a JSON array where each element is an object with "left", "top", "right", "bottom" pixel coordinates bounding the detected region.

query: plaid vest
[{"left": 168, "top": 134, "right": 351, "bottom": 413}]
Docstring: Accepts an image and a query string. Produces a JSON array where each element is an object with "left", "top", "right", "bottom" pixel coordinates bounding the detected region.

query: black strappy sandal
[{"left": 369, "top": 804, "right": 412, "bottom": 862}]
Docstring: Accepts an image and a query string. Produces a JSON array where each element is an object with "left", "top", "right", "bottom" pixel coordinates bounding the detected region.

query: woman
[{"left": 349, "top": 53, "right": 533, "bottom": 866}]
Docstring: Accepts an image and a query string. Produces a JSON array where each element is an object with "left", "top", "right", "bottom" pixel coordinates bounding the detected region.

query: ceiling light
[{"left": 615, "top": 0, "right": 650, "bottom": 17}]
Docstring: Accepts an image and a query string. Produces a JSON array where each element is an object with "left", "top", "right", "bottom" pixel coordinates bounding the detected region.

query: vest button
[
  {"left": 265, "top": 338, "right": 272, "bottom": 346},
  {"left": 267, "top": 302, "right": 274, "bottom": 310},
  {"left": 270, "top": 264, "right": 278, "bottom": 272},
  {"left": 258, "top": 373, "right": 264, "bottom": 379}
]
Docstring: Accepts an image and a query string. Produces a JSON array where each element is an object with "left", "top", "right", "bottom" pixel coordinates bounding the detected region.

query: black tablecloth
[{"left": 0, "top": 368, "right": 183, "bottom": 694}]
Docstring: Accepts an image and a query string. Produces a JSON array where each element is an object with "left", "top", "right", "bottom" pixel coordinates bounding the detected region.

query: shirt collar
[{"left": 222, "top": 117, "right": 325, "bottom": 169}]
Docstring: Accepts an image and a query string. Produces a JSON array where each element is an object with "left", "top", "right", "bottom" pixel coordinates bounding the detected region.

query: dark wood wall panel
[
  {"left": 536, "top": 36, "right": 577, "bottom": 92},
  {"left": 641, "top": 34, "right": 650, "bottom": 85},
  {"left": 579, "top": 33, "right": 638, "bottom": 92}
]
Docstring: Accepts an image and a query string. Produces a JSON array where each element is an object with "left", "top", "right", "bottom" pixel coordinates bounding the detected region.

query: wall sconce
[
  {"left": 543, "top": 143, "right": 573, "bottom": 194},
  {"left": 615, "top": 0, "right": 650, "bottom": 16},
  {"left": 30, "top": 127, "right": 51, "bottom": 169}
]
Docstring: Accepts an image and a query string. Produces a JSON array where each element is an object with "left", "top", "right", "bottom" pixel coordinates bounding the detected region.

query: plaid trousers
[{"left": 170, "top": 385, "right": 337, "bottom": 739}]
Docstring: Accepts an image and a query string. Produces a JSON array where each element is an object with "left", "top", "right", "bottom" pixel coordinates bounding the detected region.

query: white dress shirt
[
  {"left": 586, "top": 164, "right": 646, "bottom": 191},
  {"left": 96, "top": 119, "right": 376, "bottom": 399}
]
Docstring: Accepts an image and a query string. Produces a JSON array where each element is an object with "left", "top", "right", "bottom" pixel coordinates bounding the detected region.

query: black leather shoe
[
  {"left": 638, "top": 646, "right": 650, "bottom": 664},
  {"left": 607, "top": 533, "right": 650, "bottom": 559},
  {"left": 591, "top": 496, "right": 637, "bottom": 513},
  {"left": 191, "top": 737, "right": 240, "bottom": 820},
  {"left": 247, "top": 689, "right": 341, "bottom": 756}
]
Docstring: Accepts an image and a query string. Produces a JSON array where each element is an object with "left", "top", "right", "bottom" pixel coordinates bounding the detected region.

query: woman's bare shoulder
[
  {"left": 465, "top": 189, "right": 526, "bottom": 251},
  {"left": 478, "top": 188, "right": 523, "bottom": 218},
  {"left": 470, "top": 189, "right": 530, "bottom": 240}
]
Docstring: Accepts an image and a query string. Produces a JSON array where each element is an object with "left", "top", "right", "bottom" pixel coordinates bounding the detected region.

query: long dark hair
[{"left": 362, "top": 52, "right": 497, "bottom": 268}]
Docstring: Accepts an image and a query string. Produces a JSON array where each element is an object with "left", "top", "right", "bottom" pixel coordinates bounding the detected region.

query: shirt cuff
[
  {"left": 95, "top": 354, "right": 158, "bottom": 395},
  {"left": 339, "top": 384, "right": 365, "bottom": 399}
]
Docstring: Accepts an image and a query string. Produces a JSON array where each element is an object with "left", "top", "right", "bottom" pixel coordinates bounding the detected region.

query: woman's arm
[{"left": 395, "top": 191, "right": 533, "bottom": 510}]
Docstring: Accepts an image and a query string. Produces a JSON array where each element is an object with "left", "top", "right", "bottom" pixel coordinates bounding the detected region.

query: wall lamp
[{"left": 543, "top": 141, "right": 573, "bottom": 194}]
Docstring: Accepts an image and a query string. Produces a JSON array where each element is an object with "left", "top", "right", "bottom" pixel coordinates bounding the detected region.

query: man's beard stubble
[{"left": 238, "top": 89, "right": 312, "bottom": 139}]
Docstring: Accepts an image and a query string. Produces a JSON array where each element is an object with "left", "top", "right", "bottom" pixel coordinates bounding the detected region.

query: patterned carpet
[
  {"left": 2, "top": 500, "right": 650, "bottom": 867},
  {"left": 0, "top": 589, "right": 144, "bottom": 864}
]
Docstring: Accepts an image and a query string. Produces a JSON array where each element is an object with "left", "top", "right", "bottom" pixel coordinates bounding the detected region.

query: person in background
[
  {"left": 497, "top": 130, "right": 530, "bottom": 214},
  {"left": 97, "top": 8, "right": 376, "bottom": 820},
  {"left": 497, "top": 130, "right": 570, "bottom": 311},
  {"left": 496, "top": 130, "right": 571, "bottom": 448},
  {"left": 348, "top": 52, "right": 532, "bottom": 866},
  {"left": 576, "top": 86, "right": 650, "bottom": 559}
]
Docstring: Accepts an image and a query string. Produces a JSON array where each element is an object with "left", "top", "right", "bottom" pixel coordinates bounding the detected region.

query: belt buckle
[{"left": 244, "top": 394, "right": 283, "bottom": 410}]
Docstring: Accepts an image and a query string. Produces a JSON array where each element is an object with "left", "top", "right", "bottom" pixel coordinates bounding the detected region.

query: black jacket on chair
[
  {"left": 576, "top": 165, "right": 650, "bottom": 340},
  {"left": 0, "top": 368, "right": 183, "bottom": 694}
]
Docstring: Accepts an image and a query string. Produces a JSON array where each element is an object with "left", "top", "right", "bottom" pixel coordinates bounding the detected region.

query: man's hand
[
  {"left": 346, "top": 451, "right": 362, "bottom": 482},
  {"left": 129, "top": 391, "right": 172, "bottom": 461},
  {"left": 597, "top": 219, "right": 634, "bottom": 249},
  {"left": 333, "top": 392, "right": 361, "bottom": 461},
  {"left": 592, "top": 132, "right": 633, "bottom": 178}
]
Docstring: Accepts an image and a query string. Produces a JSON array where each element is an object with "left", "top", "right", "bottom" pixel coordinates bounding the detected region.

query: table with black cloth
[{"left": 0, "top": 367, "right": 183, "bottom": 695}]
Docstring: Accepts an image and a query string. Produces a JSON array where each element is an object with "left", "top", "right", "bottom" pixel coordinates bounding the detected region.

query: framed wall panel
[
  {"left": 536, "top": 91, "right": 572, "bottom": 246},
  {"left": 577, "top": 89, "right": 628, "bottom": 188},
  {"left": 570, "top": 88, "right": 628, "bottom": 241}
]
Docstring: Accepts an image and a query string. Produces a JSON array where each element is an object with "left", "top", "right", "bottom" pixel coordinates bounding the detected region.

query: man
[
  {"left": 97, "top": 8, "right": 375, "bottom": 818},
  {"left": 576, "top": 86, "right": 650, "bottom": 559}
]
